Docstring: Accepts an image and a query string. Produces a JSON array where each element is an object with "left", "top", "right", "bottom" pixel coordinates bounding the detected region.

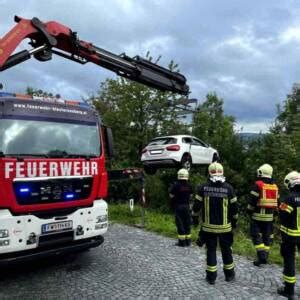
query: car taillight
[
  {"left": 166, "top": 145, "right": 180, "bottom": 151},
  {"left": 142, "top": 148, "right": 147, "bottom": 154}
]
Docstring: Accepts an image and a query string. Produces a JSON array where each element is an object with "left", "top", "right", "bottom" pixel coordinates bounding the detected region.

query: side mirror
[{"left": 102, "top": 126, "right": 114, "bottom": 159}]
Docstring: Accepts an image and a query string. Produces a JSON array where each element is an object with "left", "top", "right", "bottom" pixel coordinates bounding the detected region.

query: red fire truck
[{"left": 0, "top": 16, "right": 189, "bottom": 263}]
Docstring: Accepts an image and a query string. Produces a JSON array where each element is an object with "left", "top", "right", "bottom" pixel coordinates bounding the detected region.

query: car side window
[
  {"left": 182, "top": 137, "right": 192, "bottom": 144},
  {"left": 192, "top": 138, "right": 206, "bottom": 147}
]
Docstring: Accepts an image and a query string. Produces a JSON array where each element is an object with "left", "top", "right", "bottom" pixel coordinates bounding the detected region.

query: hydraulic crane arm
[{"left": 0, "top": 16, "right": 189, "bottom": 95}]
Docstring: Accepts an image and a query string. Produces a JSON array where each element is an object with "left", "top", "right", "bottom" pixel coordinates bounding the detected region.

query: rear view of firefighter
[
  {"left": 247, "top": 164, "right": 279, "bottom": 266},
  {"left": 277, "top": 171, "right": 300, "bottom": 299},
  {"left": 193, "top": 162, "right": 238, "bottom": 284},
  {"left": 169, "top": 168, "right": 193, "bottom": 247}
]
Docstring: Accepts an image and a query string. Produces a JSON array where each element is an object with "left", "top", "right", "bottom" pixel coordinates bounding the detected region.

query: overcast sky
[{"left": 1, "top": 0, "right": 300, "bottom": 132}]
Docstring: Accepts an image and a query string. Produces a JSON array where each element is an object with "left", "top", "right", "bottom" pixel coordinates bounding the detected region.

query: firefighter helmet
[
  {"left": 284, "top": 171, "right": 300, "bottom": 189},
  {"left": 257, "top": 164, "right": 273, "bottom": 178},
  {"left": 177, "top": 168, "right": 189, "bottom": 180},
  {"left": 208, "top": 162, "right": 224, "bottom": 176}
]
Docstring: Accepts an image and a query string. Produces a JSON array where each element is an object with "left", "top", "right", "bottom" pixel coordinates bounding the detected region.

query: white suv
[{"left": 141, "top": 135, "right": 219, "bottom": 174}]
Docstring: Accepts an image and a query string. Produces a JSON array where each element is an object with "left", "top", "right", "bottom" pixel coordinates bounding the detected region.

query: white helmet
[
  {"left": 208, "top": 162, "right": 225, "bottom": 182},
  {"left": 284, "top": 171, "right": 300, "bottom": 189},
  {"left": 177, "top": 168, "right": 189, "bottom": 180},
  {"left": 257, "top": 164, "right": 273, "bottom": 178},
  {"left": 208, "top": 162, "right": 224, "bottom": 176}
]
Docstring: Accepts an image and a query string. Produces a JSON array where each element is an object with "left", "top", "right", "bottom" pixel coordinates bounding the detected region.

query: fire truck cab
[{"left": 0, "top": 92, "right": 109, "bottom": 263}]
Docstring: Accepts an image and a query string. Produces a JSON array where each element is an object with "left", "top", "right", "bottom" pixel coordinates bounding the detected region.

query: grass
[{"left": 109, "top": 203, "right": 299, "bottom": 269}]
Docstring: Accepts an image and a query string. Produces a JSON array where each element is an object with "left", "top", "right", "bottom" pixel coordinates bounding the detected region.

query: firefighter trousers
[
  {"left": 250, "top": 220, "right": 273, "bottom": 262},
  {"left": 280, "top": 240, "right": 300, "bottom": 294},
  {"left": 205, "top": 232, "right": 234, "bottom": 281},
  {"left": 175, "top": 205, "right": 191, "bottom": 246}
]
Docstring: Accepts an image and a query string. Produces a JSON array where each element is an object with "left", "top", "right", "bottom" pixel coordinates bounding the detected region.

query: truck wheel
[
  {"left": 212, "top": 153, "right": 219, "bottom": 162},
  {"left": 181, "top": 154, "right": 192, "bottom": 171},
  {"left": 144, "top": 166, "right": 157, "bottom": 175}
]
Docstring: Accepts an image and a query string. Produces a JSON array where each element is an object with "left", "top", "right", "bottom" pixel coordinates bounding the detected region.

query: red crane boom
[{"left": 0, "top": 16, "right": 189, "bottom": 95}]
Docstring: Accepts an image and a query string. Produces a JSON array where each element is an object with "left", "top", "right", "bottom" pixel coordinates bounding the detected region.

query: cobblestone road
[{"left": 0, "top": 223, "right": 299, "bottom": 299}]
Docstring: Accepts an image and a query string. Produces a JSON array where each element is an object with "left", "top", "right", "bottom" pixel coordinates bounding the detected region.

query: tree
[
  {"left": 275, "top": 84, "right": 300, "bottom": 169},
  {"left": 192, "top": 93, "right": 244, "bottom": 172},
  {"left": 92, "top": 58, "right": 187, "bottom": 167}
]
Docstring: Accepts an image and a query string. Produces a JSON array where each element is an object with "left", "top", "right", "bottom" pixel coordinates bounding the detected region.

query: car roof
[{"left": 151, "top": 135, "right": 195, "bottom": 140}]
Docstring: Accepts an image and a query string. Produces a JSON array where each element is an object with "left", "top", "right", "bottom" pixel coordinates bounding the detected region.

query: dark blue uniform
[
  {"left": 193, "top": 180, "right": 238, "bottom": 283},
  {"left": 278, "top": 185, "right": 300, "bottom": 298},
  {"left": 169, "top": 180, "right": 193, "bottom": 247}
]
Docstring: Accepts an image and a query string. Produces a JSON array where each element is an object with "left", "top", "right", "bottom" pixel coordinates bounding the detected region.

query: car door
[
  {"left": 197, "top": 138, "right": 212, "bottom": 163},
  {"left": 182, "top": 136, "right": 193, "bottom": 157},
  {"left": 191, "top": 138, "right": 209, "bottom": 164}
]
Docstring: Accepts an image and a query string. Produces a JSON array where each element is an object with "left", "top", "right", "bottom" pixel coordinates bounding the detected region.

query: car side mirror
[{"left": 102, "top": 125, "right": 114, "bottom": 158}]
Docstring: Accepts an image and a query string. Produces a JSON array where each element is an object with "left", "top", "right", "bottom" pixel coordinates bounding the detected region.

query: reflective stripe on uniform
[
  {"left": 279, "top": 203, "right": 293, "bottom": 213},
  {"left": 223, "top": 262, "right": 234, "bottom": 270},
  {"left": 264, "top": 245, "right": 270, "bottom": 251},
  {"left": 206, "top": 265, "right": 217, "bottom": 272},
  {"left": 255, "top": 243, "right": 265, "bottom": 251},
  {"left": 251, "top": 191, "right": 259, "bottom": 197},
  {"left": 223, "top": 198, "right": 228, "bottom": 225},
  {"left": 202, "top": 225, "right": 232, "bottom": 233},
  {"left": 178, "top": 234, "right": 186, "bottom": 240},
  {"left": 204, "top": 196, "right": 210, "bottom": 224},
  {"left": 252, "top": 212, "right": 273, "bottom": 222},
  {"left": 280, "top": 225, "right": 300, "bottom": 237},
  {"left": 283, "top": 274, "right": 297, "bottom": 284},
  {"left": 195, "top": 194, "right": 203, "bottom": 201},
  {"left": 185, "top": 234, "right": 191, "bottom": 239},
  {"left": 230, "top": 197, "right": 237, "bottom": 204},
  {"left": 202, "top": 223, "right": 232, "bottom": 229}
]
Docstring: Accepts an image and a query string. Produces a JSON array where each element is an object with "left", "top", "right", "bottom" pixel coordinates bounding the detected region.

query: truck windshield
[{"left": 0, "top": 119, "right": 101, "bottom": 157}]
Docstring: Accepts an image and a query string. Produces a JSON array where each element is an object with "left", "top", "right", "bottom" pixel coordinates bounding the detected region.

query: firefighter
[
  {"left": 277, "top": 171, "right": 300, "bottom": 299},
  {"left": 193, "top": 162, "right": 238, "bottom": 284},
  {"left": 169, "top": 168, "right": 193, "bottom": 247},
  {"left": 247, "top": 164, "right": 279, "bottom": 266}
]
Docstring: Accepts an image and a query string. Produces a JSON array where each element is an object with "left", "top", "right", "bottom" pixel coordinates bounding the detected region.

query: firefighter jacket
[
  {"left": 193, "top": 180, "right": 238, "bottom": 233},
  {"left": 247, "top": 178, "right": 279, "bottom": 222},
  {"left": 279, "top": 186, "right": 300, "bottom": 241},
  {"left": 169, "top": 180, "right": 193, "bottom": 210}
]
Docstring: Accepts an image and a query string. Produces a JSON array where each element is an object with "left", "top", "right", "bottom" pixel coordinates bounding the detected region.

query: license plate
[
  {"left": 150, "top": 150, "right": 163, "bottom": 154},
  {"left": 42, "top": 220, "right": 73, "bottom": 234}
]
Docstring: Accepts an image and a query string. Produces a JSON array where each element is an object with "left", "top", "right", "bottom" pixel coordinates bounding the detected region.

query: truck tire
[
  {"left": 181, "top": 154, "right": 192, "bottom": 171},
  {"left": 144, "top": 165, "right": 157, "bottom": 175}
]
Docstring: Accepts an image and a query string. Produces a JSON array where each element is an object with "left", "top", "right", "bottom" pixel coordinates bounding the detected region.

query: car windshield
[
  {"left": 148, "top": 137, "right": 177, "bottom": 145},
  {"left": 0, "top": 119, "right": 100, "bottom": 157}
]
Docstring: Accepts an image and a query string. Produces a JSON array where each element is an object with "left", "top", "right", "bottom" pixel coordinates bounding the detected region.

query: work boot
[
  {"left": 175, "top": 239, "right": 186, "bottom": 247},
  {"left": 185, "top": 238, "right": 192, "bottom": 247},
  {"left": 206, "top": 270, "right": 217, "bottom": 285},
  {"left": 253, "top": 251, "right": 267, "bottom": 266},
  {"left": 253, "top": 257, "right": 268, "bottom": 266},
  {"left": 277, "top": 285, "right": 295, "bottom": 300},
  {"left": 205, "top": 276, "right": 215, "bottom": 285},
  {"left": 224, "top": 269, "right": 235, "bottom": 282},
  {"left": 264, "top": 251, "right": 269, "bottom": 264}
]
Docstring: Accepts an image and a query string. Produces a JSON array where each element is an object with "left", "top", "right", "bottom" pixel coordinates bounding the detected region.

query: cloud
[{"left": 0, "top": 0, "right": 300, "bottom": 132}]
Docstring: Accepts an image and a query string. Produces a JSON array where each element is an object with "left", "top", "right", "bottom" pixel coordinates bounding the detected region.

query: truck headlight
[
  {"left": 0, "top": 229, "right": 9, "bottom": 238},
  {"left": 0, "top": 239, "right": 9, "bottom": 246},
  {"left": 96, "top": 215, "right": 108, "bottom": 223},
  {"left": 95, "top": 223, "right": 108, "bottom": 230}
]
